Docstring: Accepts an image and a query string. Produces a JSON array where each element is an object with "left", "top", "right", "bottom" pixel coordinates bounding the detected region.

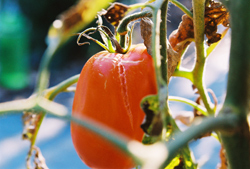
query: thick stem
[
  {"left": 161, "top": 113, "right": 240, "bottom": 168},
  {"left": 219, "top": 0, "right": 250, "bottom": 168},
  {"left": 160, "top": 0, "right": 168, "bottom": 83}
]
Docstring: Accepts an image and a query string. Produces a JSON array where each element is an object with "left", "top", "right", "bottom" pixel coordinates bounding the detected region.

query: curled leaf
[
  {"left": 140, "top": 17, "right": 153, "bottom": 55},
  {"left": 169, "top": 14, "right": 194, "bottom": 52},
  {"left": 140, "top": 96, "right": 163, "bottom": 136},
  {"left": 100, "top": 2, "right": 129, "bottom": 27}
]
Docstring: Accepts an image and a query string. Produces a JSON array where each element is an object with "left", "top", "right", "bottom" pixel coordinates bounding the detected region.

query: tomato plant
[
  {"left": 1, "top": 0, "right": 250, "bottom": 168},
  {"left": 71, "top": 44, "right": 157, "bottom": 168}
]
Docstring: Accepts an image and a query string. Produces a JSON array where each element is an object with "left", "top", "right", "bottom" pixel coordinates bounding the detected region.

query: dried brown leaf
[
  {"left": 205, "top": 0, "right": 230, "bottom": 45},
  {"left": 167, "top": 44, "right": 182, "bottom": 81},
  {"left": 22, "top": 111, "right": 43, "bottom": 141},
  {"left": 175, "top": 111, "right": 194, "bottom": 126},
  {"left": 169, "top": 14, "right": 194, "bottom": 52},
  {"left": 101, "top": 2, "right": 129, "bottom": 27},
  {"left": 140, "top": 17, "right": 153, "bottom": 55},
  {"left": 26, "top": 146, "right": 48, "bottom": 169},
  {"left": 169, "top": 0, "right": 230, "bottom": 51}
]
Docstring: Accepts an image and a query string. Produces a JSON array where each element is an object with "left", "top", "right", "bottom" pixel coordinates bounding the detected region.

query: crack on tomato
[{"left": 117, "top": 55, "right": 134, "bottom": 129}]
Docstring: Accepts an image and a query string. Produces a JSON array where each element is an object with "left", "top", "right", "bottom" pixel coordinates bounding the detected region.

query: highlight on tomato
[{"left": 71, "top": 43, "right": 157, "bottom": 168}]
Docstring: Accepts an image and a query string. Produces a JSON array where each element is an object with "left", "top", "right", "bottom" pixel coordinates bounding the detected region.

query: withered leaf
[
  {"left": 33, "top": 146, "right": 49, "bottom": 169},
  {"left": 140, "top": 17, "right": 153, "bottom": 55},
  {"left": 205, "top": 0, "right": 230, "bottom": 45},
  {"left": 175, "top": 111, "right": 194, "bottom": 126},
  {"left": 140, "top": 17, "right": 181, "bottom": 83},
  {"left": 169, "top": 14, "right": 194, "bottom": 52},
  {"left": 169, "top": 0, "right": 230, "bottom": 51},
  {"left": 101, "top": 2, "right": 129, "bottom": 27},
  {"left": 22, "top": 111, "right": 43, "bottom": 141},
  {"left": 26, "top": 146, "right": 48, "bottom": 169}
]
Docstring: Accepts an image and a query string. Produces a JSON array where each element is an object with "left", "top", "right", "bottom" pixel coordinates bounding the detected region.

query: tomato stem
[
  {"left": 117, "top": 10, "right": 152, "bottom": 50},
  {"left": 169, "top": 96, "right": 208, "bottom": 116},
  {"left": 191, "top": 0, "right": 214, "bottom": 115},
  {"left": 160, "top": 0, "right": 168, "bottom": 83},
  {"left": 169, "top": 0, "right": 193, "bottom": 18}
]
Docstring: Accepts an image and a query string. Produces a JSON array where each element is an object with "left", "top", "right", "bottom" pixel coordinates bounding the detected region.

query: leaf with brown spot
[{"left": 100, "top": 2, "right": 129, "bottom": 27}]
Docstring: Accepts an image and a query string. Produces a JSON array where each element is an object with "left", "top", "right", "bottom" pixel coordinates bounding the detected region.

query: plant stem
[
  {"left": 169, "top": 96, "right": 208, "bottom": 116},
  {"left": 169, "top": 0, "right": 193, "bottom": 18},
  {"left": 191, "top": 0, "right": 214, "bottom": 115},
  {"left": 117, "top": 10, "right": 152, "bottom": 49},
  {"left": 45, "top": 74, "right": 80, "bottom": 100},
  {"left": 161, "top": 113, "right": 240, "bottom": 168},
  {"left": 173, "top": 69, "right": 194, "bottom": 83},
  {"left": 219, "top": 0, "right": 250, "bottom": 168},
  {"left": 160, "top": 0, "right": 168, "bottom": 83},
  {"left": 35, "top": 41, "right": 61, "bottom": 96}
]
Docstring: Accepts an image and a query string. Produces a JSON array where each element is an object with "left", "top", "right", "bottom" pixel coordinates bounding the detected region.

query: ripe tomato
[{"left": 71, "top": 44, "right": 157, "bottom": 169}]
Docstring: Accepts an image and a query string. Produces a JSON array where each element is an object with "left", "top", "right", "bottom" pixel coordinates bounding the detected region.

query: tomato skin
[{"left": 71, "top": 44, "right": 157, "bottom": 169}]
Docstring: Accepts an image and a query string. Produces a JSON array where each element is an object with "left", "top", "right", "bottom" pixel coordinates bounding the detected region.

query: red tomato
[{"left": 71, "top": 44, "right": 157, "bottom": 169}]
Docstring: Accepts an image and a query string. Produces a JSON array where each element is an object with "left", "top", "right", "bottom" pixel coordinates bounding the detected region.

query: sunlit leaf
[{"left": 47, "top": 0, "right": 114, "bottom": 45}]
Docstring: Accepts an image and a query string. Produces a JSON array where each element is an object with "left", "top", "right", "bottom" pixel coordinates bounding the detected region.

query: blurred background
[{"left": 0, "top": 0, "right": 230, "bottom": 168}]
